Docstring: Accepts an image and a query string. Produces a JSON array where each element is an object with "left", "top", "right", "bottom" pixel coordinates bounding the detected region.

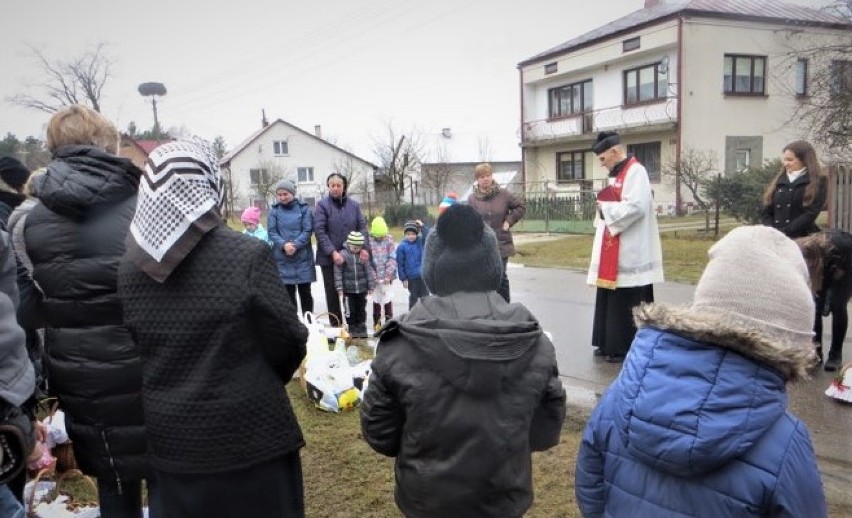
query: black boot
[
  {"left": 815, "top": 345, "right": 823, "bottom": 362},
  {"left": 824, "top": 347, "right": 843, "bottom": 372}
]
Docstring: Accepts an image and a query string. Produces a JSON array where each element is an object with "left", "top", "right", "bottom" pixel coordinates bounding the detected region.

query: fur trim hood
[{"left": 635, "top": 303, "right": 813, "bottom": 382}]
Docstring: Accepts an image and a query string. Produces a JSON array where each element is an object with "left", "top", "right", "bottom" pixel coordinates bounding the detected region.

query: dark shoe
[
  {"left": 825, "top": 354, "right": 842, "bottom": 372},
  {"left": 815, "top": 344, "right": 823, "bottom": 362},
  {"left": 605, "top": 354, "right": 626, "bottom": 364},
  {"left": 593, "top": 348, "right": 605, "bottom": 357}
]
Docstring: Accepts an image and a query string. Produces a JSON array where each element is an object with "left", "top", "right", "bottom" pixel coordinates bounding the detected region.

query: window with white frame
[
  {"left": 735, "top": 149, "right": 751, "bottom": 172},
  {"left": 623, "top": 62, "right": 667, "bottom": 105},
  {"left": 297, "top": 167, "right": 314, "bottom": 182},
  {"left": 549, "top": 80, "right": 593, "bottom": 118},
  {"left": 795, "top": 58, "right": 808, "bottom": 96},
  {"left": 273, "top": 140, "right": 289, "bottom": 155},
  {"left": 249, "top": 168, "right": 269, "bottom": 187},
  {"left": 556, "top": 151, "right": 586, "bottom": 183},
  {"left": 723, "top": 54, "right": 766, "bottom": 95}
]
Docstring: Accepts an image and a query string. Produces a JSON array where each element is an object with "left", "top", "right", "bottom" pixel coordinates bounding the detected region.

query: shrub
[
  {"left": 383, "top": 204, "right": 433, "bottom": 226},
  {"left": 717, "top": 159, "right": 780, "bottom": 224}
]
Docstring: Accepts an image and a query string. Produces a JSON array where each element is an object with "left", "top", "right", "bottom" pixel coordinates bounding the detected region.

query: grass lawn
[{"left": 514, "top": 232, "right": 721, "bottom": 284}]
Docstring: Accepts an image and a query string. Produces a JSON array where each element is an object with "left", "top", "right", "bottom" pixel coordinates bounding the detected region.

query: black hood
[
  {"left": 38, "top": 145, "right": 141, "bottom": 220},
  {"left": 393, "top": 292, "right": 544, "bottom": 395}
]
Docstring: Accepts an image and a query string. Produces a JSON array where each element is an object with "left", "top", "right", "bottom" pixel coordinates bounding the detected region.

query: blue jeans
[{"left": 0, "top": 484, "right": 24, "bottom": 518}]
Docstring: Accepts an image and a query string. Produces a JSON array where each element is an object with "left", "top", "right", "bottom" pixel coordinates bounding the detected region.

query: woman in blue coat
[
  {"left": 576, "top": 226, "right": 826, "bottom": 518},
  {"left": 268, "top": 179, "right": 316, "bottom": 314}
]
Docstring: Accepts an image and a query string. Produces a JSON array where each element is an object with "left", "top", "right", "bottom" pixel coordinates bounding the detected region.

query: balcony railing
[{"left": 522, "top": 97, "right": 678, "bottom": 144}]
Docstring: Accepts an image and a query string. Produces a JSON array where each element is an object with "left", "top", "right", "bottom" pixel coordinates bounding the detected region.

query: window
[
  {"left": 273, "top": 140, "right": 289, "bottom": 155},
  {"left": 549, "top": 80, "right": 593, "bottom": 118},
  {"left": 626, "top": 142, "right": 661, "bottom": 182},
  {"left": 297, "top": 167, "right": 314, "bottom": 182},
  {"left": 249, "top": 168, "right": 269, "bottom": 186},
  {"left": 544, "top": 62, "right": 558, "bottom": 75},
  {"left": 735, "top": 149, "right": 751, "bottom": 172},
  {"left": 623, "top": 62, "right": 667, "bottom": 105},
  {"left": 557, "top": 151, "right": 586, "bottom": 183},
  {"left": 723, "top": 54, "right": 766, "bottom": 95},
  {"left": 623, "top": 37, "right": 640, "bottom": 52},
  {"left": 830, "top": 60, "right": 852, "bottom": 95},
  {"left": 795, "top": 58, "right": 808, "bottom": 96}
]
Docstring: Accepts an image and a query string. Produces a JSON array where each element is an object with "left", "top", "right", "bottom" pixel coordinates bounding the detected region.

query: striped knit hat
[
  {"left": 347, "top": 231, "right": 365, "bottom": 247},
  {"left": 438, "top": 192, "right": 459, "bottom": 216}
]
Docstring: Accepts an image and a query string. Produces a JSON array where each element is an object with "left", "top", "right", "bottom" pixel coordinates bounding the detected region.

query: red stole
[{"left": 595, "top": 157, "right": 638, "bottom": 289}]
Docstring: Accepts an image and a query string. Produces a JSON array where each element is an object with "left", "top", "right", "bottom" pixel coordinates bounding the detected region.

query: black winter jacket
[
  {"left": 761, "top": 172, "right": 827, "bottom": 238},
  {"left": 118, "top": 225, "right": 308, "bottom": 474},
  {"left": 23, "top": 146, "right": 148, "bottom": 485},
  {"left": 361, "top": 291, "right": 566, "bottom": 518}
]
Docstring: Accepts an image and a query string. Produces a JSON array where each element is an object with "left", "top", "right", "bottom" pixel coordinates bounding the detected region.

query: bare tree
[
  {"left": 8, "top": 43, "right": 112, "bottom": 114},
  {"left": 372, "top": 123, "right": 423, "bottom": 204},
  {"left": 663, "top": 147, "right": 719, "bottom": 233},
  {"left": 421, "top": 141, "right": 454, "bottom": 205},
  {"left": 252, "top": 159, "right": 287, "bottom": 207},
  {"left": 775, "top": 2, "right": 851, "bottom": 158}
]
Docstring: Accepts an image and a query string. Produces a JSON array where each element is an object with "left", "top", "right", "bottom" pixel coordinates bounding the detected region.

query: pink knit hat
[{"left": 240, "top": 206, "right": 261, "bottom": 225}]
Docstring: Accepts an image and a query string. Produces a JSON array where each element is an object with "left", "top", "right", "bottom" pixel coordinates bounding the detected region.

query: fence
[{"left": 828, "top": 163, "right": 851, "bottom": 232}]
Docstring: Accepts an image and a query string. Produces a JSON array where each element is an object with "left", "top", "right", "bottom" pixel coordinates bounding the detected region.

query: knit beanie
[
  {"left": 403, "top": 220, "right": 419, "bottom": 235},
  {"left": 275, "top": 179, "right": 296, "bottom": 195},
  {"left": 692, "top": 226, "right": 814, "bottom": 351},
  {"left": 240, "top": 206, "right": 261, "bottom": 225},
  {"left": 0, "top": 156, "right": 30, "bottom": 193},
  {"left": 422, "top": 204, "right": 503, "bottom": 296},
  {"left": 438, "top": 192, "right": 459, "bottom": 216},
  {"left": 347, "top": 231, "right": 365, "bottom": 247},
  {"left": 370, "top": 217, "right": 389, "bottom": 238}
]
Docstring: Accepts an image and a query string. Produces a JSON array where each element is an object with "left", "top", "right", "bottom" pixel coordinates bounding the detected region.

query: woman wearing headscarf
[
  {"left": 22, "top": 105, "right": 150, "bottom": 517},
  {"left": 118, "top": 138, "right": 308, "bottom": 517}
]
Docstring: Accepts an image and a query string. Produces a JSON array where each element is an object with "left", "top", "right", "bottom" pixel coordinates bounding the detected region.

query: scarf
[
  {"left": 595, "top": 156, "right": 638, "bottom": 289},
  {"left": 126, "top": 138, "right": 224, "bottom": 283},
  {"left": 473, "top": 182, "right": 499, "bottom": 200}
]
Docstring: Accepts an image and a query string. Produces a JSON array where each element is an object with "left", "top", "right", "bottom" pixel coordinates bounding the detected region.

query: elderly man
[{"left": 587, "top": 131, "right": 664, "bottom": 363}]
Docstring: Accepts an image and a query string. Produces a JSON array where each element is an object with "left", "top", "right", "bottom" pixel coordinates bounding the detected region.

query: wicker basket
[{"left": 45, "top": 402, "right": 78, "bottom": 473}]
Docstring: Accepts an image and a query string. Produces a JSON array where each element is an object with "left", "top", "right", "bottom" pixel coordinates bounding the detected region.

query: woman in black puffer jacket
[{"left": 22, "top": 105, "right": 150, "bottom": 517}]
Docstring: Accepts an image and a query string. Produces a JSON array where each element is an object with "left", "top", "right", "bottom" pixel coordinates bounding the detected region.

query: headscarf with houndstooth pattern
[{"left": 126, "top": 137, "right": 224, "bottom": 282}]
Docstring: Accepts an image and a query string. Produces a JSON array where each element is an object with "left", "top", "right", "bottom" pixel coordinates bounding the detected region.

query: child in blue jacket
[{"left": 396, "top": 220, "right": 429, "bottom": 310}]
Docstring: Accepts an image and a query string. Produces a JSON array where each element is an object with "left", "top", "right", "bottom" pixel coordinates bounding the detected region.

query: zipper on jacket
[{"left": 101, "top": 429, "right": 124, "bottom": 495}]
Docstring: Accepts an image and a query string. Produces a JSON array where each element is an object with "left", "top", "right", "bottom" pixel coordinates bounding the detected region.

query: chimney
[
  {"left": 314, "top": 125, "right": 322, "bottom": 139},
  {"left": 644, "top": 0, "right": 663, "bottom": 7},
  {"left": 261, "top": 109, "right": 269, "bottom": 128}
]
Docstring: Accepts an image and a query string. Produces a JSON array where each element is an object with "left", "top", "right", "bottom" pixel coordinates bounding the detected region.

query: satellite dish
[{"left": 658, "top": 56, "right": 669, "bottom": 75}]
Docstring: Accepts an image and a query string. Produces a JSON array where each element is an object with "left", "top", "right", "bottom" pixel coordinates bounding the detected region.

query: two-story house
[
  {"left": 518, "top": 0, "right": 849, "bottom": 215},
  {"left": 220, "top": 117, "right": 378, "bottom": 210}
]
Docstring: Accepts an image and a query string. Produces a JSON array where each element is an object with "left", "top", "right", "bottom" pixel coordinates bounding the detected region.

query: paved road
[{"left": 308, "top": 262, "right": 851, "bottom": 509}]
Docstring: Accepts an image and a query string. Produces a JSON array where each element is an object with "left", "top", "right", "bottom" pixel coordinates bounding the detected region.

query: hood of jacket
[
  {"left": 392, "top": 291, "right": 543, "bottom": 396},
  {"left": 38, "top": 145, "right": 141, "bottom": 221},
  {"left": 610, "top": 303, "right": 807, "bottom": 478}
]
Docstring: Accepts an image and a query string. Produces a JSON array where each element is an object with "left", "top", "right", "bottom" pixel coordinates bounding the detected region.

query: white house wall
[
  {"left": 228, "top": 122, "right": 375, "bottom": 210},
  {"left": 678, "top": 18, "right": 836, "bottom": 174}
]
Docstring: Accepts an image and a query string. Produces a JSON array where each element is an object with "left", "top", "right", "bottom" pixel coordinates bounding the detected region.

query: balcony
[{"left": 521, "top": 97, "right": 678, "bottom": 145}]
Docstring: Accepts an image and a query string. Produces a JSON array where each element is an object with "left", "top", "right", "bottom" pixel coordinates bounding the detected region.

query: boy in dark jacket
[
  {"left": 335, "top": 231, "right": 376, "bottom": 338},
  {"left": 395, "top": 220, "right": 429, "bottom": 310},
  {"left": 361, "top": 205, "right": 566, "bottom": 518}
]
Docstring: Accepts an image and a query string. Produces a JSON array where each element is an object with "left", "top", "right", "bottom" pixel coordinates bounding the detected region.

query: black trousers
[
  {"left": 345, "top": 292, "right": 368, "bottom": 335},
  {"left": 285, "top": 283, "right": 314, "bottom": 315},
  {"left": 498, "top": 257, "right": 511, "bottom": 303},
  {"left": 592, "top": 285, "right": 655, "bottom": 357},
  {"left": 320, "top": 264, "right": 342, "bottom": 324},
  {"left": 149, "top": 451, "right": 304, "bottom": 518},
  {"left": 406, "top": 277, "right": 429, "bottom": 310},
  {"left": 814, "top": 273, "right": 852, "bottom": 360},
  {"left": 97, "top": 477, "right": 145, "bottom": 518}
]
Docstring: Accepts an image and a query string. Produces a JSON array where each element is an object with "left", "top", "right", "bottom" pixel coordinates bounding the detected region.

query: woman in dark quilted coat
[
  {"left": 22, "top": 105, "right": 150, "bottom": 517},
  {"left": 118, "top": 138, "right": 308, "bottom": 518}
]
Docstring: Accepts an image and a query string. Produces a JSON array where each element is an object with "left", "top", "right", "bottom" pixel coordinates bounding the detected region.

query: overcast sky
[{"left": 0, "top": 0, "right": 830, "bottom": 162}]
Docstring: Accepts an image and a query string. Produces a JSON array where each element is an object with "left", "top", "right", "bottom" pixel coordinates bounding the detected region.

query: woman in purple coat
[{"left": 313, "top": 173, "right": 369, "bottom": 324}]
